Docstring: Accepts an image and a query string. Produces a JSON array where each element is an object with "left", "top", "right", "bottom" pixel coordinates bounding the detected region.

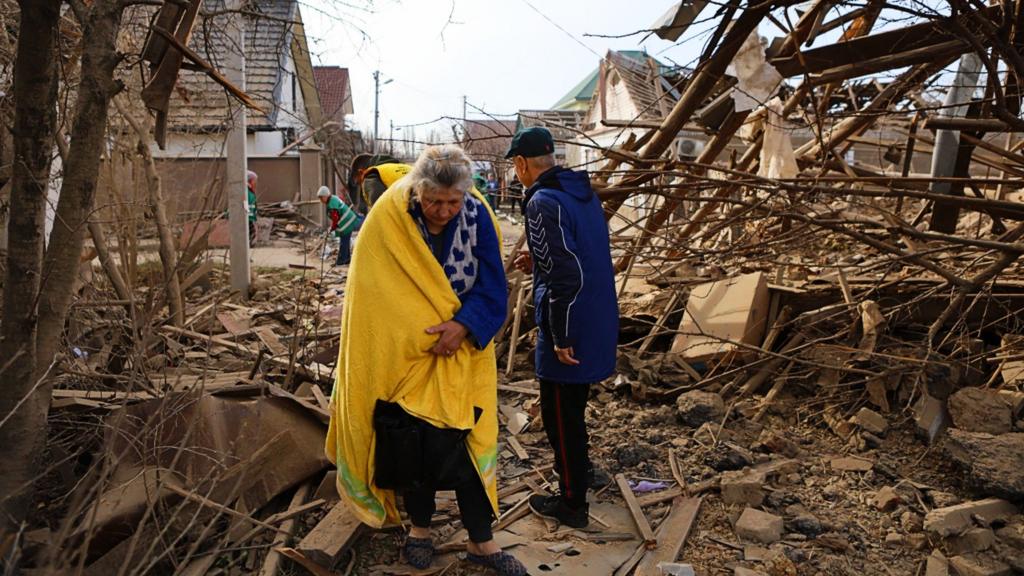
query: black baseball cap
[{"left": 505, "top": 127, "right": 555, "bottom": 159}]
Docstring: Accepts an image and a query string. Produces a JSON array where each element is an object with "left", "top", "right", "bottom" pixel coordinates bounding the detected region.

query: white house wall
[
  {"left": 273, "top": 46, "right": 310, "bottom": 132},
  {"left": 152, "top": 131, "right": 290, "bottom": 159}
]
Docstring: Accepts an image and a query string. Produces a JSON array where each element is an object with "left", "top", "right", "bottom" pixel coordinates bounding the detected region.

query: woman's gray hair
[{"left": 406, "top": 144, "right": 473, "bottom": 199}]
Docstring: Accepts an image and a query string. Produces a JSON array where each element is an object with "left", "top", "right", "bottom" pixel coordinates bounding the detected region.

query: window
[{"left": 291, "top": 73, "right": 297, "bottom": 112}]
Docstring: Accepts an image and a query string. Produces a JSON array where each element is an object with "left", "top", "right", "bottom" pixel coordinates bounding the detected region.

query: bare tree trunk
[
  {"left": 0, "top": 0, "right": 62, "bottom": 534},
  {"left": 114, "top": 97, "right": 184, "bottom": 326},
  {"left": 35, "top": 0, "right": 126, "bottom": 381},
  {"left": 88, "top": 220, "right": 132, "bottom": 302}
]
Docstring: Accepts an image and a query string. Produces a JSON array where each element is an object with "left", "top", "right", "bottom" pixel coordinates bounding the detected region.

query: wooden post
[{"left": 224, "top": 0, "right": 250, "bottom": 297}]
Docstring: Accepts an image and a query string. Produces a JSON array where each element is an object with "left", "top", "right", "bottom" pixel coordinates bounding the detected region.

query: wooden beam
[
  {"left": 925, "top": 116, "right": 1021, "bottom": 132},
  {"left": 295, "top": 502, "right": 363, "bottom": 568},
  {"left": 770, "top": 4, "right": 998, "bottom": 77},
  {"left": 160, "top": 325, "right": 333, "bottom": 384},
  {"left": 615, "top": 473, "right": 656, "bottom": 547},
  {"left": 808, "top": 39, "right": 967, "bottom": 86},
  {"left": 634, "top": 497, "right": 703, "bottom": 576}
]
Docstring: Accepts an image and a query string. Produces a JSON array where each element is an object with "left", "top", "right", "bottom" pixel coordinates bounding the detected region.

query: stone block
[
  {"left": 676, "top": 390, "right": 725, "bottom": 428},
  {"left": 721, "top": 470, "right": 766, "bottom": 506},
  {"left": 995, "top": 522, "right": 1024, "bottom": 549},
  {"left": 927, "top": 551, "right": 950, "bottom": 576},
  {"left": 949, "top": 388, "right": 1013, "bottom": 435},
  {"left": 873, "top": 486, "right": 900, "bottom": 511},
  {"left": 830, "top": 456, "right": 874, "bottom": 472},
  {"left": 924, "top": 499, "right": 1019, "bottom": 537},
  {"left": 948, "top": 554, "right": 1012, "bottom": 576},
  {"left": 915, "top": 391, "right": 951, "bottom": 443},
  {"left": 945, "top": 528, "right": 996, "bottom": 556},
  {"left": 735, "top": 507, "right": 783, "bottom": 544},
  {"left": 852, "top": 407, "right": 888, "bottom": 435},
  {"left": 945, "top": 431, "right": 1024, "bottom": 499}
]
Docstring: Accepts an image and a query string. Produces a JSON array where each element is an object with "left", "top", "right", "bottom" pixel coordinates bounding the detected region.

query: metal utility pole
[
  {"left": 225, "top": 0, "right": 250, "bottom": 296},
  {"left": 373, "top": 70, "right": 380, "bottom": 152},
  {"left": 928, "top": 53, "right": 982, "bottom": 233},
  {"left": 373, "top": 70, "right": 393, "bottom": 153},
  {"left": 389, "top": 119, "right": 394, "bottom": 155}
]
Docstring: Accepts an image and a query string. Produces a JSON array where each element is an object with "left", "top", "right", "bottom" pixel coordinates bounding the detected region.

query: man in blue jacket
[{"left": 507, "top": 127, "right": 618, "bottom": 528}]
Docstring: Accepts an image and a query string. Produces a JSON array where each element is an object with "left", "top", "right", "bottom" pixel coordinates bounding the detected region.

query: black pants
[
  {"left": 403, "top": 449, "right": 494, "bottom": 543},
  {"left": 540, "top": 380, "right": 591, "bottom": 509},
  {"left": 335, "top": 232, "right": 351, "bottom": 265}
]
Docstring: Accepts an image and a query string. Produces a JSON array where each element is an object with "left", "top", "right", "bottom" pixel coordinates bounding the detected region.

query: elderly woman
[{"left": 326, "top": 145, "right": 526, "bottom": 576}]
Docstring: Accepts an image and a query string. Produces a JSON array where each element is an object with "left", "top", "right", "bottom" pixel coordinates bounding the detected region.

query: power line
[{"left": 519, "top": 0, "right": 601, "bottom": 58}]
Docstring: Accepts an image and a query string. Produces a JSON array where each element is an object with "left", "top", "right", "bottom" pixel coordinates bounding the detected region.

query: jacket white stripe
[{"left": 553, "top": 204, "right": 584, "bottom": 342}]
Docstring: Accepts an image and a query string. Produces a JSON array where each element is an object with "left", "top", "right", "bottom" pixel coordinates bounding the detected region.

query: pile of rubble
[{"left": 14, "top": 0, "right": 1024, "bottom": 574}]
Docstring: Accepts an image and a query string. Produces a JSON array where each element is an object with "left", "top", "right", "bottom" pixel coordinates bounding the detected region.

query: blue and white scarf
[{"left": 411, "top": 192, "right": 481, "bottom": 296}]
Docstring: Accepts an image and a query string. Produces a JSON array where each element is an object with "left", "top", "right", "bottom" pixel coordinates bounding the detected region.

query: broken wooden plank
[
  {"left": 492, "top": 493, "right": 532, "bottom": 532},
  {"left": 181, "top": 260, "right": 214, "bottom": 292},
  {"left": 634, "top": 497, "right": 703, "bottom": 576},
  {"left": 276, "top": 547, "right": 336, "bottom": 576},
  {"left": 506, "top": 436, "right": 530, "bottom": 461},
  {"left": 497, "top": 383, "right": 541, "bottom": 396},
  {"left": 161, "top": 325, "right": 333, "bottom": 384},
  {"left": 311, "top": 385, "right": 330, "bottom": 411},
  {"left": 505, "top": 282, "right": 528, "bottom": 376},
  {"left": 260, "top": 483, "right": 312, "bottom": 576},
  {"left": 295, "top": 502, "right": 364, "bottom": 568},
  {"left": 615, "top": 473, "right": 656, "bottom": 547},
  {"left": 217, "top": 310, "right": 250, "bottom": 336},
  {"left": 52, "top": 389, "right": 155, "bottom": 402},
  {"left": 638, "top": 290, "right": 681, "bottom": 355},
  {"left": 256, "top": 325, "right": 289, "bottom": 356}
]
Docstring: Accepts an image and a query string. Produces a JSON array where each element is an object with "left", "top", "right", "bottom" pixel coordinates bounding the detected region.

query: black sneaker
[{"left": 528, "top": 494, "right": 589, "bottom": 529}]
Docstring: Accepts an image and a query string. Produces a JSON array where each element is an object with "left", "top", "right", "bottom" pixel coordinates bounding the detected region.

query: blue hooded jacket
[{"left": 523, "top": 166, "right": 618, "bottom": 384}]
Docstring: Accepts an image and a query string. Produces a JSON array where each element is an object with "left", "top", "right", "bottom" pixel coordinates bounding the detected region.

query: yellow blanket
[{"left": 326, "top": 181, "right": 502, "bottom": 528}]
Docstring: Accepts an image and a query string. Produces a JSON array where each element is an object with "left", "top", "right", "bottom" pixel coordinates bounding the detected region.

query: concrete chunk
[
  {"left": 924, "top": 499, "right": 1019, "bottom": 537},
  {"left": 830, "top": 456, "right": 874, "bottom": 472},
  {"left": 852, "top": 407, "right": 889, "bottom": 435},
  {"left": 721, "top": 470, "right": 766, "bottom": 506},
  {"left": 915, "top": 391, "right": 951, "bottom": 443},
  {"left": 948, "top": 554, "right": 1012, "bottom": 576},
  {"left": 676, "top": 390, "right": 725, "bottom": 428},
  {"left": 949, "top": 388, "right": 1013, "bottom": 435},
  {"left": 945, "top": 528, "right": 995, "bottom": 556},
  {"left": 927, "top": 551, "right": 950, "bottom": 576},
  {"left": 873, "top": 486, "right": 901, "bottom": 511},
  {"left": 735, "top": 507, "right": 783, "bottom": 544},
  {"left": 945, "top": 431, "right": 1024, "bottom": 499}
]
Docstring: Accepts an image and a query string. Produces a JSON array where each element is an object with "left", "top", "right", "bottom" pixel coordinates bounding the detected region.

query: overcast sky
[{"left": 301, "top": 0, "right": 720, "bottom": 143}]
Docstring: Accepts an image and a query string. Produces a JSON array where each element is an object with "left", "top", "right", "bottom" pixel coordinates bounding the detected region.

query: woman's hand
[{"left": 426, "top": 320, "right": 469, "bottom": 357}]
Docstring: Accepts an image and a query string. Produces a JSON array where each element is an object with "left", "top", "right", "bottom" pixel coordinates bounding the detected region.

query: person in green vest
[
  {"left": 247, "top": 170, "right": 259, "bottom": 243},
  {"left": 318, "top": 186, "right": 360, "bottom": 266}
]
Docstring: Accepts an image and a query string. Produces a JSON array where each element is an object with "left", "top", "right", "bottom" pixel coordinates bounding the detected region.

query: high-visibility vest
[
  {"left": 361, "top": 163, "right": 411, "bottom": 208},
  {"left": 366, "top": 163, "right": 411, "bottom": 187}
]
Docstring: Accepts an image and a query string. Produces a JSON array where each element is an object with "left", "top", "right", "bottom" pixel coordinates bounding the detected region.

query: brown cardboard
[{"left": 671, "top": 272, "right": 770, "bottom": 362}]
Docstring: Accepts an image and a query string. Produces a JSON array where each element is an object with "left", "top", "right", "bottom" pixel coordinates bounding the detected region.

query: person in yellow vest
[{"left": 349, "top": 154, "right": 411, "bottom": 213}]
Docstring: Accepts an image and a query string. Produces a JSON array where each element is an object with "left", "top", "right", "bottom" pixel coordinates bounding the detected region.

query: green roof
[
  {"left": 552, "top": 68, "right": 598, "bottom": 110},
  {"left": 551, "top": 50, "right": 666, "bottom": 111}
]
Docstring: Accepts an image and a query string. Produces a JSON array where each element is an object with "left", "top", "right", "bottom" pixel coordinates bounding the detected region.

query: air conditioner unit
[{"left": 677, "top": 138, "right": 704, "bottom": 159}]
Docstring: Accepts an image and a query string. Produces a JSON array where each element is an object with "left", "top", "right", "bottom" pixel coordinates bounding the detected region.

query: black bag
[{"left": 372, "top": 400, "right": 479, "bottom": 491}]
